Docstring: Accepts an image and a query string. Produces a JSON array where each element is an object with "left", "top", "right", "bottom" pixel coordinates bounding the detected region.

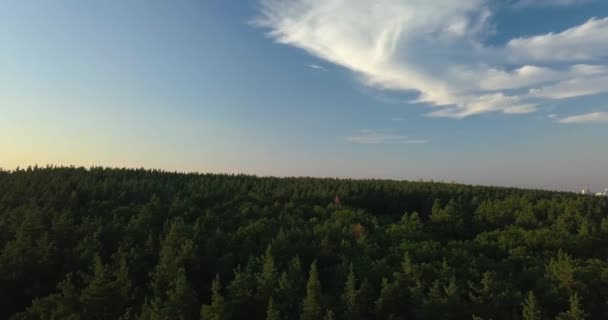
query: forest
[{"left": 1, "top": 166, "right": 607, "bottom": 319}]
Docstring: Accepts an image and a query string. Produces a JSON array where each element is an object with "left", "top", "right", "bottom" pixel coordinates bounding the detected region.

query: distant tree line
[{"left": 1, "top": 166, "right": 607, "bottom": 319}]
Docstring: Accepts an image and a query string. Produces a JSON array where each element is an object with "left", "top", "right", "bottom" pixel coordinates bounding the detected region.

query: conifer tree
[
  {"left": 266, "top": 297, "right": 281, "bottom": 320},
  {"left": 226, "top": 265, "right": 255, "bottom": 318},
  {"left": 80, "top": 256, "right": 117, "bottom": 319},
  {"left": 522, "top": 291, "right": 541, "bottom": 320},
  {"left": 257, "top": 245, "right": 278, "bottom": 301},
  {"left": 47, "top": 274, "right": 82, "bottom": 319},
  {"left": 162, "top": 269, "right": 198, "bottom": 320},
  {"left": 556, "top": 293, "right": 585, "bottom": 320},
  {"left": 288, "top": 255, "right": 305, "bottom": 291},
  {"left": 342, "top": 263, "right": 360, "bottom": 320},
  {"left": 201, "top": 275, "right": 225, "bottom": 320},
  {"left": 301, "top": 260, "right": 322, "bottom": 320},
  {"left": 376, "top": 278, "right": 397, "bottom": 319}
]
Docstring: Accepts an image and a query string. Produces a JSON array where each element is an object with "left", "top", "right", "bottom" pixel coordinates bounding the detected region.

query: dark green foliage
[
  {"left": 265, "top": 298, "right": 280, "bottom": 320},
  {"left": 556, "top": 293, "right": 586, "bottom": 320},
  {"left": 342, "top": 264, "right": 360, "bottom": 320},
  {"left": 0, "top": 166, "right": 607, "bottom": 319},
  {"left": 257, "top": 245, "right": 278, "bottom": 303},
  {"left": 522, "top": 291, "right": 541, "bottom": 320},
  {"left": 301, "top": 261, "right": 322, "bottom": 320},
  {"left": 200, "top": 275, "right": 225, "bottom": 320}
]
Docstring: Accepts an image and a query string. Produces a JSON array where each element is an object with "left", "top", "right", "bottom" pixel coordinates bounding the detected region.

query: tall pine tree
[
  {"left": 201, "top": 275, "right": 226, "bottom": 320},
  {"left": 556, "top": 293, "right": 585, "bottom": 320},
  {"left": 342, "top": 264, "right": 360, "bottom": 320},
  {"left": 257, "top": 245, "right": 278, "bottom": 302},
  {"left": 522, "top": 291, "right": 541, "bottom": 320},
  {"left": 266, "top": 297, "right": 281, "bottom": 320},
  {"left": 301, "top": 261, "right": 322, "bottom": 320}
]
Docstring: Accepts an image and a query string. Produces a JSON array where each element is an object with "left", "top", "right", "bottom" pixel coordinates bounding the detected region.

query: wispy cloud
[
  {"left": 391, "top": 117, "right": 407, "bottom": 121},
  {"left": 514, "top": 0, "right": 592, "bottom": 8},
  {"left": 506, "top": 19, "right": 608, "bottom": 62},
  {"left": 256, "top": 0, "right": 608, "bottom": 119},
  {"left": 558, "top": 112, "right": 608, "bottom": 124},
  {"left": 308, "top": 64, "right": 327, "bottom": 71},
  {"left": 346, "top": 130, "right": 427, "bottom": 144}
]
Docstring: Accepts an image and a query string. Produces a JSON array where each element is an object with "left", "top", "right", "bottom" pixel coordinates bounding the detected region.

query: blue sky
[{"left": 1, "top": 0, "right": 608, "bottom": 192}]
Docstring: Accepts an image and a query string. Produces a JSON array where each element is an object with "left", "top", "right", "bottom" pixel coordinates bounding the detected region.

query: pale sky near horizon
[{"left": 1, "top": 0, "right": 608, "bottom": 192}]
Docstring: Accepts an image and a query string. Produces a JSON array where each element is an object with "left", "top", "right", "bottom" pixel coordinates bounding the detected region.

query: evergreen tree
[
  {"left": 201, "top": 275, "right": 225, "bottom": 320},
  {"left": 162, "top": 269, "right": 198, "bottom": 320},
  {"left": 26, "top": 274, "right": 82, "bottom": 320},
  {"left": 80, "top": 256, "right": 119, "bottom": 319},
  {"left": 113, "top": 252, "right": 133, "bottom": 302},
  {"left": 556, "top": 293, "right": 585, "bottom": 320},
  {"left": 522, "top": 291, "right": 541, "bottom": 320},
  {"left": 266, "top": 297, "right": 281, "bottom": 320},
  {"left": 301, "top": 261, "right": 322, "bottom": 320},
  {"left": 277, "top": 271, "right": 300, "bottom": 320},
  {"left": 226, "top": 265, "right": 256, "bottom": 319},
  {"left": 257, "top": 245, "right": 278, "bottom": 301},
  {"left": 547, "top": 250, "right": 576, "bottom": 291},
  {"left": 376, "top": 278, "right": 398, "bottom": 320},
  {"left": 288, "top": 255, "right": 305, "bottom": 291},
  {"left": 342, "top": 264, "right": 360, "bottom": 320}
]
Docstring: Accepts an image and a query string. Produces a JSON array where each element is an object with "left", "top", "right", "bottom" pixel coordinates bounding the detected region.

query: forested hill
[{"left": 1, "top": 167, "right": 607, "bottom": 319}]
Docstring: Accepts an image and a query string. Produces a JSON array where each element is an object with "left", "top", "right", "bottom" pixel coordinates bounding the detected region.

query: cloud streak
[
  {"left": 309, "top": 63, "right": 327, "bottom": 71},
  {"left": 256, "top": 0, "right": 608, "bottom": 118},
  {"left": 347, "top": 130, "right": 427, "bottom": 145},
  {"left": 558, "top": 112, "right": 608, "bottom": 124},
  {"left": 513, "top": 0, "right": 592, "bottom": 8}
]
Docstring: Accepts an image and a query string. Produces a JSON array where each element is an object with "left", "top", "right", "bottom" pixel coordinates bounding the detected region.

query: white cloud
[
  {"left": 529, "top": 75, "right": 608, "bottom": 99},
  {"left": 347, "top": 129, "right": 427, "bottom": 144},
  {"left": 558, "top": 112, "right": 608, "bottom": 123},
  {"left": 309, "top": 63, "right": 327, "bottom": 71},
  {"left": 256, "top": 0, "right": 608, "bottom": 118},
  {"left": 514, "top": 0, "right": 592, "bottom": 8},
  {"left": 507, "top": 18, "right": 608, "bottom": 62}
]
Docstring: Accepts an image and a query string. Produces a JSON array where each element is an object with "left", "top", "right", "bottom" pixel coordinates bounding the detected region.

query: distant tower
[{"left": 581, "top": 187, "right": 591, "bottom": 195}]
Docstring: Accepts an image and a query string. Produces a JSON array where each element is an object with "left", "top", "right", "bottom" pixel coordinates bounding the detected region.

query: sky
[{"left": 1, "top": 0, "right": 608, "bottom": 192}]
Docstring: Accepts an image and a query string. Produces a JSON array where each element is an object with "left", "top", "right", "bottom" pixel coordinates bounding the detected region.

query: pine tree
[
  {"left": 342, "top": 264, "right": 360, "bottom": 320},
  {"left": 301, "top": 260, "right": 322, "bottom": 320},
  {"left": 288, "top": 255, "right": 305, "bottom": 291},
  {"left": 444, "top": 277, "right": 463, "bottom": 318},
  {"left": 80, "top": 256, "right": 118, "bottom": 319},
  {"left": 399, "top": 252, "right": 416, "bottom": 282},
  {"left": 547, "top": 250, "right": 576, "bottom": 291},
  {"left": 50, "top": 274, "right": 82, "bottom": 319},
  {"left": 277, "top": 270, "right": 302, "bottom": 320},
  {"left": 556, "top": 293, "right": 585, "bottom": 320},
  {"left": 266, "top": 297, "right": 281, "bottom": 320},
  {"left": 162, "top": 269, "right": 198, "bottom": 320},
  {"left": 257, "top": 245, "right": 278, "bottom": 301},
  {"left": 522, "top": 291, "right": 541, "bottom": 320},
  {"left": 375, "top": 278, "right": 398, "bottom": 319},
  {"left": 201, "top": 275, "right": 225, "bottom": 320},
  {"left": 113, "top": 252, "right": 132, "bottom": 301},
  {"left": 226, "top": 265, "right": 255, "bottom": 318}
]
